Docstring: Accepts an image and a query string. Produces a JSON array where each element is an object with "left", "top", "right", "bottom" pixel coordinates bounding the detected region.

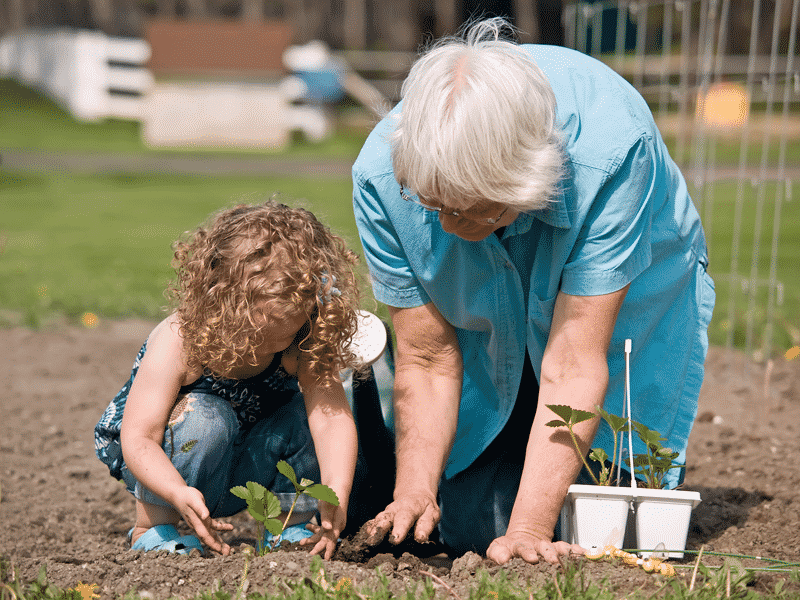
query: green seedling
[
  {"left": 230, "top": 480, "right": 282, "bottom": 554},
  {"left": 595, "top": 406, "right": 628, "bottom": 485},
  {"left": 545, "top": 404, "right": 604, "bottom": 485},
  {"left": 630, "top": 421, "right": 685, "bottom": 489},
  {"left": 230, "top": 460, "right": 339, "bottom": 554},
  {"left": 546, "top": 404, "right": 672, "bottom": 487}
]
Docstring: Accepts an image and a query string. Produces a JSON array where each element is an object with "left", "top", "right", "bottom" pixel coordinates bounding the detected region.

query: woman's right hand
[
  {"left": 376, "top": 304, "right": 459, "bottom": 546},
  {"left": 172, "top": 485, "right": 233, "bottom": 555},
  {"left": 366, "top": 490, "right": 441, "bottom": 545}
]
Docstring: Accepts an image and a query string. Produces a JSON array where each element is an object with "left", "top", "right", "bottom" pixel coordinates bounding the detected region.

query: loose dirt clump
[{"left": 1, "top": 321, "right": 799, "bottom": 598}]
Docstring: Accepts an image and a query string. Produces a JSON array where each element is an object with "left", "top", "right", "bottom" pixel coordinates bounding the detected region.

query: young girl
[{"left": 95, "top": 201, "right": 362, "bottom": 560}]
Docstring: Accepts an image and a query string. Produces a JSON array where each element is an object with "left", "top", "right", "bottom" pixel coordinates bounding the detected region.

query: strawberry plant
[
  {"left": 545, "top": 404, "right": 627, "bottom": 486},
  {"left": 231, "top": 460, "right": 339, "bottom": 554},
  {"left": 630, "top": 421, "right": 685, "bottom": 489},
  {"left": 545, "top": 404, "right": 681, "bottom": 488}
]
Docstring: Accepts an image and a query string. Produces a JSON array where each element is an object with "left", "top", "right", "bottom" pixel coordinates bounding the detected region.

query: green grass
[
  {"left": 694, "top": 180, "right": 800, "bottom": 357},
  {"left": 1, "top": 76, "right": 798, "bottom": 357},
  {"left": 2, "top": 167, "right": 797, "bottom": 356},
  {"left": 0, "top": 77, "right": 370, "bottom": 158},
  {"left": 0, "top": 170, "right": 370, "bottom": 328},
  {"left": 664, "top": 133, "right": 800, "bottom": 169},
  {"left": 2, "top": 553, "right": 799, "bottom": 600}
]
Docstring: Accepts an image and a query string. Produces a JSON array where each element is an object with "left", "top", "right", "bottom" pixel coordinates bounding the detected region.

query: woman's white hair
[{"left": 391, "top": 17, "right": 565, "bottom": 212}]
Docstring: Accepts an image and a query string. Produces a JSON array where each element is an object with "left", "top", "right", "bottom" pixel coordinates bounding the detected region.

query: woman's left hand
[
  {"left": 486, "top": 530, "right": 584, "bottom": 565},
  {"left": 300, "top": 502, "right": 347, "bottom": 560}
]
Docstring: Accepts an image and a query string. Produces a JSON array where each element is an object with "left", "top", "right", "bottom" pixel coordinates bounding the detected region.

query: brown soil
[{"left": 1, "top": 320, "right": 799, "bottom": 599}]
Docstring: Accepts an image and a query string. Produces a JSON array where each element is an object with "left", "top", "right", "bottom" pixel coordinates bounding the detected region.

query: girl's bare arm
[
  {"left": 298, "top": 364, "right": 358, "bottom": 559},
  {"left": 120, "top": 315, "right": 232, "bottom": 554}
]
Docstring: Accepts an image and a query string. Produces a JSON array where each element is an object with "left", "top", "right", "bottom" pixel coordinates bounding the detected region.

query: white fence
[
  {"left": 0, "top": 28, "right": 153, "bottom": 121},
  {"left": 563, "top": 0, "right": 799, "bottom": 363},
  {"left": 0, "top": 29, "right": 350, "bottom": 147}
]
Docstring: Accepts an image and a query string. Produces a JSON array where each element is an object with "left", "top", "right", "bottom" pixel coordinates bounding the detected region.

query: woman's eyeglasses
[{"left": 400, "top": 184, "right": 509, "bottom": 225}]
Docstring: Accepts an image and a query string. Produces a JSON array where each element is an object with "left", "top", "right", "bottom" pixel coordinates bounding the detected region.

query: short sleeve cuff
[
  {"left": 560, "top": 247, "right": 651, "bottom": 296},
  {"left": 371, "top": 277, "right": 431, "bottom": 309}
]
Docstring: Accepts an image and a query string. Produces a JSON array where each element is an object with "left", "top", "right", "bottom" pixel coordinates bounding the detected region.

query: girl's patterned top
[{"left": 94, "top": 341, "right": 300, "bottom": 480}]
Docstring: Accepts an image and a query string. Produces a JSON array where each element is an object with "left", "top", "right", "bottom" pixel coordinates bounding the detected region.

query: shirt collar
[{"left": 504, "top": 187, "right": 572, "bottom": 238}]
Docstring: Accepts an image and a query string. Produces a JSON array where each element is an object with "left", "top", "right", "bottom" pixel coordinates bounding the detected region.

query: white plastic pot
[
  {"left": 560, "top": 484, "right": 634, "bottom": 549},
  {"left": 633, "top": 488, "right": 701, "bottom": 558},
  {"left": 561, "top": 485, "right": 701, "bottom": 559}
]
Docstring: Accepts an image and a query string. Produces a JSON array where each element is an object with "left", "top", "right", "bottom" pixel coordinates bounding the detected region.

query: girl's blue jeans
[{"left": 120, "top": 391, "right": 321, "bottom": 517}]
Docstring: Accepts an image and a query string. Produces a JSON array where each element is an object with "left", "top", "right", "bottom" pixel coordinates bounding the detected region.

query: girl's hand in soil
[
  {"left": 173, "top": 486, "right": 234, "bottom": 555},
  {"left": 301, "top": 502, "right": 347, "bottom": 559},
  {"left": 366, "top": 491, "right": 441, "bottom": 545},
  {"left": 487, "top": 530, "right": 583, "bottom": 565}
]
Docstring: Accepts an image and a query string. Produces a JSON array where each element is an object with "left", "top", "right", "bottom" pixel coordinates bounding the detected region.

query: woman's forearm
[
  {"left": 389, "top": 303, "right": 463, "bottom": 500},
  {"left": 507, "top": 373, "right": 608, "bottom": 538},
  {"left": 392, "top": 360, "right": 461, "bottom": 498}
]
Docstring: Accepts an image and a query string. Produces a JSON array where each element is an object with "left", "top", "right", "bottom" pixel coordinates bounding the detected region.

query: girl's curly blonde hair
[{"left": 168, "top": 201, "right": 361, "bottom": 385}]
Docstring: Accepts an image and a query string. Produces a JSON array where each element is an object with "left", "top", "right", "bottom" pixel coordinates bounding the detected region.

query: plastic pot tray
[{"left": 560, "top": 484, "right": 701, "bottom": 558}]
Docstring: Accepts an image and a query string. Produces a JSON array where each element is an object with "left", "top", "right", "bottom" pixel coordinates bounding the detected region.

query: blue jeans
[
  {"left": 437, "top": 353, "right": 538, "bottom": 555},
  {"left": 120, "top": 391, "right": 320, "bottom": 517}
]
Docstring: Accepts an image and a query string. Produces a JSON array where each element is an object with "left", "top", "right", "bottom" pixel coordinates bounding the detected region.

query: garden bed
[{"left": 1, "top": 320, "right": 799, "bottom": 598}]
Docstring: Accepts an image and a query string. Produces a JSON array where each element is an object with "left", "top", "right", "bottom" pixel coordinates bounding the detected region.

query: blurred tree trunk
[
  {"left": 373, "top": 0, "right": 416, "bottom": 49},
  {"left": 434, "top": 0, "right": 457, "bottom": 35},
  {"left": 88, "top": 0, "right": 144, "bottom": 35},
  {"left": 343, "top": 0, "right": 365, "bottom": 48},
  {"left": 7, "top": 0, "right": 31, "bottom": 28},
  {"left": 183, "top": 0, "right": 208, "bottom": 18},
  {"left": 514, "top": 0, "right": 539, "bottom": 42},
  {"left": 241, "top": 0, "right": 263, "bottom": 20},
  {"left": 88, "top": 0, "right": 112, "bottom": 29},
  {"left": 4, "top": 0, "right": 26, "bottom": 30}
]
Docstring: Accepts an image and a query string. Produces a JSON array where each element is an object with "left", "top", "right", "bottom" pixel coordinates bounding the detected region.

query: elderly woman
[{"left": 351, "top": 18, "right": 715, "bottom": 565}]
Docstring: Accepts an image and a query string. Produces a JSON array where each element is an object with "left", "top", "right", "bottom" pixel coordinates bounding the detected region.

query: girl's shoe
[
  {"left": 130, "top": 524, "right": 204, "bottom": 555},
  {"left": 264, "top": 522, "right": 314, "bottom": 546}
]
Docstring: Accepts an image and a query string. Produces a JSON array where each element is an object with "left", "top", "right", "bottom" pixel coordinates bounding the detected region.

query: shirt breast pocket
[{"left": 529, "top": 292, "right": 558, "bottom": 334}]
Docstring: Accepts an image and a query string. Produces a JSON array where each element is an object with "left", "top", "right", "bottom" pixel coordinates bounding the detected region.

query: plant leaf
[
  {"left": 246, "top": 480, "right": 267, "bottom": 501},
  {"left": 299, "top": 478, "right": 314, "bottom": 488},
  {"left": 656, "top": 447, "right": 679, "bottom": 460},
  {"left": 277, "top": 460, "right": 299, "bottom": 489},
  {"left": 572, "top": 409, "right": 596, "bottom": 423},
  {"left": 248, "top": 503, "right": 266, "bottom": 521},
  {"left": 546, "top": 404, "right": 575, "bottom": 422},
  {"left": 230, "top": 486, "right": 250, "bottom": 501},
  {"left": 545, "top": 404, "right": 595, "bottom": 425},
  {"left": 545, "top": 419, "right": 568, "bottom": 428},
  {"left": 632, "top": 421, "right": 665, "bottom": 445},
  {"left": 303, "top": 484, "right": 340, "bottom": 506},
  {"left": 589, "top": 448, "right": 608, "bottom": 464},
  {"left": 597, "top": 407, "right": 628, "bottom": 432},
  {"left": 264, "top": 518, "right": 283, "bottom": 537},
  {"left": 264, "top": 489, "right": 282, "bottom": 519}
]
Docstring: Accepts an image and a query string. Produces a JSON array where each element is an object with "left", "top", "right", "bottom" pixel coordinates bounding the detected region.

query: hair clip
[{"left": 317, "top": 273, "right": 341, "bottom": 304}]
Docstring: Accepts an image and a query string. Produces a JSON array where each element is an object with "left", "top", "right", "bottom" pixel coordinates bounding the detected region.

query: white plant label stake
[{"left": 618, "top": 338, "right": 637, "bottom": 489}]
